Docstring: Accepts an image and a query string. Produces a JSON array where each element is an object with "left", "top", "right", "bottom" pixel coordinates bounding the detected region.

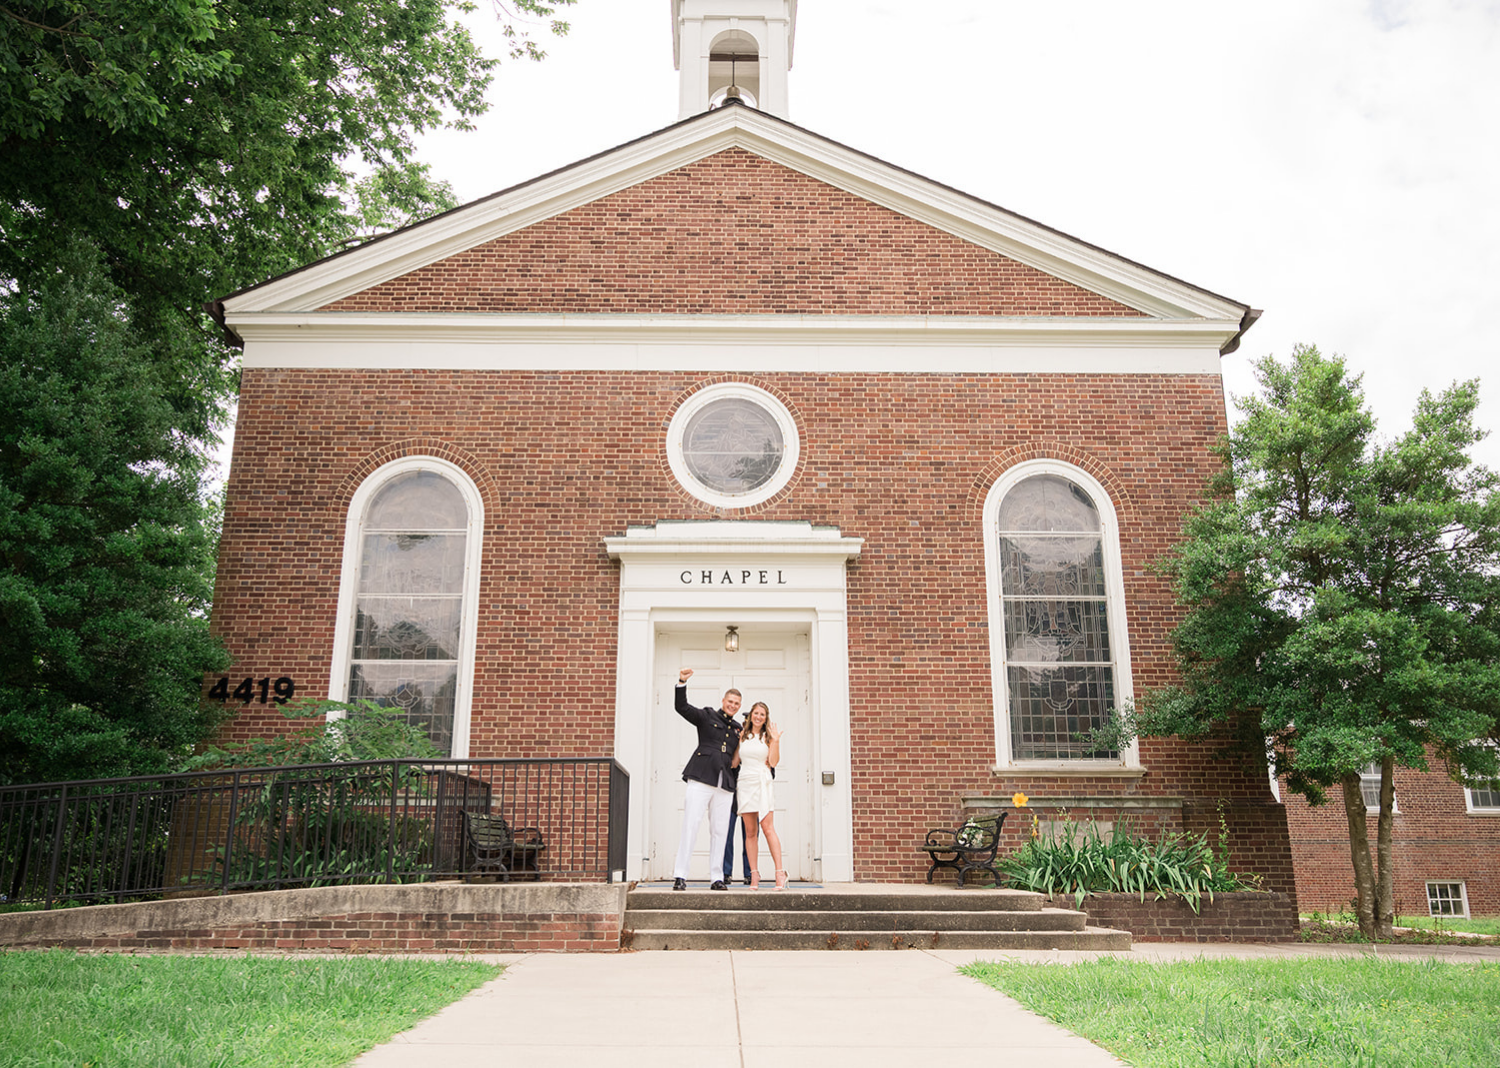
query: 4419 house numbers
[{"left": 207, "top": 675, "right": 296, "bottom": 705}]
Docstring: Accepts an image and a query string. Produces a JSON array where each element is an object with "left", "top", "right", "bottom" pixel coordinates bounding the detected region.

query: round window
[{"left": 667, "top": 384, "right": 799, "bottom": 508}]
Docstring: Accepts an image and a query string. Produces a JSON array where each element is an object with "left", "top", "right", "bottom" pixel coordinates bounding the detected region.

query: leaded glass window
[
  {"left": 681, "top": 398, "right": 785, "bottom": 495},
  {"left": 666, "top": 383, "right": 799, "bottom": 508},
  {"left": 998, "top": 474, "right": 1119, "bottom": 760},
  {"left": 346, "top": 470, "right": 468, "bottom": 755}
]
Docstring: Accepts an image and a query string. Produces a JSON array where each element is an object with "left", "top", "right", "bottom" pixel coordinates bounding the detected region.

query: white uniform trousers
[{"left": 674, "top": 779, "right": 734, "bottom": 881}]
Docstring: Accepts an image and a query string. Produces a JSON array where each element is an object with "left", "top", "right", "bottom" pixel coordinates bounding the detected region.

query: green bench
[{"left": 464, "top": 811, "right": 545, "bottom": 882}]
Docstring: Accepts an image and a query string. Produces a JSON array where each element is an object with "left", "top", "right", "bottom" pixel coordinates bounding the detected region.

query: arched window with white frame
[
  {"left": 328, "top": 457, "right": 484, "bottom": 758},
  {"left": 983, "top": 461, "right": 1136, "bottom": 767}
]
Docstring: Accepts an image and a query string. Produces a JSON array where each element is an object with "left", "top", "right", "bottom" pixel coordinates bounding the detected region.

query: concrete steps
[{"left": 623, "top": 885, "right": 1131, "bottom": 951}]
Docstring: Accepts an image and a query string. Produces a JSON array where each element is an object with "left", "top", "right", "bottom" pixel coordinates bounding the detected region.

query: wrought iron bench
[
  {"left": 920, "top": 811, "right": 1009, "bottom": 887},
  {"left": 464, "top": 811, "right": 545, "bottom": 882}
]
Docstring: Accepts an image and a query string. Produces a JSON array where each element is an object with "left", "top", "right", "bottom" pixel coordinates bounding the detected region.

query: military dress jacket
[{"left": 674, "top": 683, "right": 740, "bottom": 789}]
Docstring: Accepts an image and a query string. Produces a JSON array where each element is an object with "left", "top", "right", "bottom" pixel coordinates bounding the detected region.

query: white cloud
[{"left": 409, "top": 0, "right": 1500, "bottom": 465}]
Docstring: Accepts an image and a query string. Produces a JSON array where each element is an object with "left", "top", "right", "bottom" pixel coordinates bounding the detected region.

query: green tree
[
  {"left": 0, "top": 1, "right": 570, "bottom": 780},
  {"left": 0, "top": 238, "right": 230, "bottom": 783},
  {"left": 1, "top": 1, "right": 572, "bottom": 349},
  {"left": 1133, "top": 345, "right": 1500, "bottom": 940}
]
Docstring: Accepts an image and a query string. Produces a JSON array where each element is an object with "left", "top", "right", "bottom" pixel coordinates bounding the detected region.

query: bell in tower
[{"left": 673, "top": 0, "right": 795, "bottom": 119}]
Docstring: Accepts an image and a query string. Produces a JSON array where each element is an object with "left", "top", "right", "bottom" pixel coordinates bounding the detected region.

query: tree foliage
[
  {"left": 1, "top": 0, "right": 571, "bottom": 344},
  {"left": 1134, "top": 345, "right": 1500, "bottom": 939},
  {"left": 0, "top": 1, "right": 571, "bottom": 780},
  {"left": 0, "top": 238, "right": 230, "bottom": 784}
]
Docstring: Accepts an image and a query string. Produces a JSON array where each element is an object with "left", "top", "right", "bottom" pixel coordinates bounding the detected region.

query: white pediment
[{"left": 219, "top": 104, "right": 1250, "bottom": 332}]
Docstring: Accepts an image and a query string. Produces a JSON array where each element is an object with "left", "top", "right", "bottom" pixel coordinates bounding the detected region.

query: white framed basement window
[
  {"left": 327, "top": 456, "right": 484, "bottom": 758},
  {"left": 983, "top": 460, "right": 1137, "bottom": 768},
  {"left": 1426, "top": 881, "right": 1469, "bottom": 918}
]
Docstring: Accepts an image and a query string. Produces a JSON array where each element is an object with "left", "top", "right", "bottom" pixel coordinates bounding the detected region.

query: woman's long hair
[{"left": 741, "top": 701, "right": 770, "bottom": 742}]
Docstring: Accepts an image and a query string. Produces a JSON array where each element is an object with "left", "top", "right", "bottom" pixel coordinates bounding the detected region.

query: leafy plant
[
  {"left": 187, "top": 700, "right": 443, "bottom": 890},
  {"left": 999, "top": 815, "right": 1257, "bottom": 913},
  {"left": 187, "top": 698, "right": 443, "bottom": 770}
]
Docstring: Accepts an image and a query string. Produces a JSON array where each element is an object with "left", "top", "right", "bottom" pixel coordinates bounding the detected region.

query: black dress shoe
[
  {"left": 743, "top": 875, "right": 752, "bottom": 886},
  {"left": 672, "top": 877, "right": 687, "bottom": 891},
  {"left": 709, "top": 880, "right": 728, "bottom": 890}
]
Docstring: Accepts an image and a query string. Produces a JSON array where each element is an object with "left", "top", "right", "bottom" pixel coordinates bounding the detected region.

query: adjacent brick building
[
  {"left": 208, "top": 0, "right": 1295, "bottom": 892},
  {"left": 1281, "top": 759, "right": 1500, "bottom": 917}
]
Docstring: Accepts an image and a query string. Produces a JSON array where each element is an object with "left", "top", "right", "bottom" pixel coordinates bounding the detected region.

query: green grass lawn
[
  {"left": 963, "top": 956, "right": 1500, "bottom": 1067},
  {"left": 0, "top": 951, "right": 500, "bottom": 1067},
  {"left": 1395, "top": 915, "right": 1500, "bottom": 936}
]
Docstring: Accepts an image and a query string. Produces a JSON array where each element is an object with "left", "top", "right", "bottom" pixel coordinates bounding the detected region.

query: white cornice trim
[
  {"left": 220, "top": 108, "right": 1248, "bottom": 323},
  {"left": 230, "top": 314, "right": 1237, "bottom": 374},
  {"left": 606, "top": 521, "right": 863, "bottom": 561},
  {"left": 228, "top": 312, "right": 1241, "bottom": 347}
]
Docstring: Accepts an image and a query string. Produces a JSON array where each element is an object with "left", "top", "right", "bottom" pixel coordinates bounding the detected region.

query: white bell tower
[{"left": 673, "top": 0, "right": 796, "bottom": 119}]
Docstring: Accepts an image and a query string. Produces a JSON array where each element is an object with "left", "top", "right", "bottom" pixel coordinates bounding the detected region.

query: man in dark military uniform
[{"left": 671, "top": 667, "right": 740, "bottom": 891}]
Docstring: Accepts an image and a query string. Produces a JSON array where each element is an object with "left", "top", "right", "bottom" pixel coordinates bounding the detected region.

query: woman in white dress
[{"left": 730, "top": 701, "right": 786, "bottom": 889}]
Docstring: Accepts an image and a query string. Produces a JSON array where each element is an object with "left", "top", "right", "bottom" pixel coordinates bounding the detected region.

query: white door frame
[{"left": 605, "top": 521, "right": 863, "bottom": 883}]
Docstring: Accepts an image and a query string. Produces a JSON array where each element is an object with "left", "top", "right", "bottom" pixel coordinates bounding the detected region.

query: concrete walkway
[{"left": 350, "top": 940, "right": 1500, "bottom": 1068}]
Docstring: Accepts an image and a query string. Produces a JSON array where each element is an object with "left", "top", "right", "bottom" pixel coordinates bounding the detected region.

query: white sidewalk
[
  {"left": 352, "top": 949, "right": 1129, "bottom": 1068},
  {"left": 352, "top": 940, "right": 1500, "bottom": 1068}
]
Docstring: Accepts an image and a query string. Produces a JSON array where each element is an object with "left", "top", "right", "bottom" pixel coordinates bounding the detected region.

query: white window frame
[
  {"left": 1359, "top": 762, "right": 1398, "bottom": 814},
  {"left": 327, "top": 456, "right": 485, "bottom": 758},
  {"left": 1464, "top": 744, "right": 1500, "bottom": 814},
  {"left": 666, "top": 381, "right": 799, "bottom": 509},
  {"left": 1426, "top": 880, "right": 1469, "bottom": 918},
  {"left": 982, "top": 459, "right": 1138, "bottom": 769},
  {"left": 1465, "top": 780, "right": 1500, "bottom": 814}
]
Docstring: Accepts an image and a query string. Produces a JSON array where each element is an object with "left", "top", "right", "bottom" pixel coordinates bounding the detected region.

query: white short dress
[{"left": 736, "top": 734, "right": 775, "bottom": 817}]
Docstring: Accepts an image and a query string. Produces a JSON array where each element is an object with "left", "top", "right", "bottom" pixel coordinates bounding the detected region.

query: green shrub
[
  {"left": 185, "top": 700, "right": 443, "bottom": 890},
  {"left": 999, "top": 812, "right": 1258, "bottom": 913}
]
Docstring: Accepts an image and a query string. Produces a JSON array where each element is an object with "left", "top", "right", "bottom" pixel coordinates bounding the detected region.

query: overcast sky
[{"left": 397, "top": 0, "right": 1500, "bottom": 469}]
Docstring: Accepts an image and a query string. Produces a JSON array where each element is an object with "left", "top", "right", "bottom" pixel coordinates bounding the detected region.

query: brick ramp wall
[
  {"left": 0, "top": 884, "right": 627, "bottom": 953},
  {"left": 1046, "top": 891, "right": 1299, "bottom": 943}
]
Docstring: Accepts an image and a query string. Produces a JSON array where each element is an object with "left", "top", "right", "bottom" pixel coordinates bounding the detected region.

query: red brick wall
[
  {"left": 1283, "top": 760, "right": 1500, "bottom": 916},
  {"left": 323, "top": 149, "right": 1142, "bottom": 317},
  {"left": 27, "top": 910, "right": 621, "bottom": 953},
  {"left": 1045, "top": 892, "right": 1299, "bottom": 943},
  {"left": 212, "top": 365, "right": 1295, "bottom": 891}
]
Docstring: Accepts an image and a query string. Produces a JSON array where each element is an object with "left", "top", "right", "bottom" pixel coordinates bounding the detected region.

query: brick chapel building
[{"left": 207, "top": 0, "right": 1297, "bottom": 891}]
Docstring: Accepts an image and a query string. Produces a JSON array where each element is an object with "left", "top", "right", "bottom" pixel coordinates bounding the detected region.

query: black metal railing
[{"left": 0, "top": 758, "right": 629, "bottom": 909}]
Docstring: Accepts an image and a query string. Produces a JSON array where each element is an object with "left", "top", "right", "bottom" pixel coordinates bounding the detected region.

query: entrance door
[{"left": 648, "top": 629, "right": 811, "bottom": 882}]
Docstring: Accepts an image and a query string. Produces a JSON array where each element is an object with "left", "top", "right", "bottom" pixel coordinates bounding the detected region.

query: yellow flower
[{"left": 1011, "top": 791, "right": 1029, "bottom": 808}]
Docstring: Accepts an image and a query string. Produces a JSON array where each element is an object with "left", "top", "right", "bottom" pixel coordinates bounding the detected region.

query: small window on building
[
  {"left": 1467, "top": 780, "right": 1500, "bottom": 813},
  {"left": 1359, "top": 763, "right": 1396, "bottom": 813},
  {"left": 1426, "top": 881, "right": 1469, "bottom": 918},
  {"left": 667, "top": 383, "right": 799, "bottom": 509}
]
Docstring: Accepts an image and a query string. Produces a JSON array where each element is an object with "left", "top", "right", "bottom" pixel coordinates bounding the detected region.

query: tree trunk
[
  {"left": 1375, "top": 755, "right": 1396, "bottom": 939},
  {"left": 1341, "top": 775, "right": 1379, "bottom": 939}
]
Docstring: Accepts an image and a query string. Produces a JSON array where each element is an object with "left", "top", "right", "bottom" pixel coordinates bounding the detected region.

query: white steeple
[{"left": 673, "top": 0, "right": 796, "bottom": 119}]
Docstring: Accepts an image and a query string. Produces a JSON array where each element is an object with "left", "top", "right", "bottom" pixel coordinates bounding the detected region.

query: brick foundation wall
[
  {"left": 0, "top": 885, "right": 626, "bottom": 954},
  {"left": 1047, "top": 891, "right": 1299, "bottom": 943},
  {"left": 1283, "top": 757, "right": 1500, "bottom": 917}
]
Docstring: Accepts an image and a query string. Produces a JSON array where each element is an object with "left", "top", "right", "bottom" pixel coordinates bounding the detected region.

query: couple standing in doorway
[{"left": 671, "top": 667, "right": 788, "bottom": 891}]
